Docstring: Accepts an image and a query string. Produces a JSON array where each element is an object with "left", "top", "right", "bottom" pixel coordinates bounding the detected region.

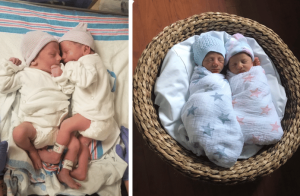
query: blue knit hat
[
  {"left": 192, "top": 33, "right": 226, "bottom": 66},
  {"left": 225, "top": 33, "right": 254, "bottom": 65}
]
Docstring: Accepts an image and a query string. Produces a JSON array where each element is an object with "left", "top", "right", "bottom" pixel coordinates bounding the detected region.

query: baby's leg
[
  {"left": 70, "top": 136, "right": 92, "bottom": 181},
  {"left": 38, "top": 114, "right": 91, "bottom": 164},
  {"left": 57, "top": 135, "right": 81, "bottom": 189},
  {"left": 13, "top": 122, "right": 42, "bottom": 170},
  {"left": 57, "top": 114, "right": 91, "bottom": 145}
]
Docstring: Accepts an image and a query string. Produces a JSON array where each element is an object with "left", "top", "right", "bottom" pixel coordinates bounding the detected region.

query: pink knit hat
[
  {"left": 21, "top": 31, "right": 58, "bottom": 66},
  {"left": 225, "top": 33, "right": 254, "bottom": 65},
  {"left": 59, "top": 22, "right": 95, "bottom": 50}
]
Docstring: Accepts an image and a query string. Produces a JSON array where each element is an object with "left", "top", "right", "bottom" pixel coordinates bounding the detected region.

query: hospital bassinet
[{"left": 133, "top": 12, "right": 300, "bottom": 185}]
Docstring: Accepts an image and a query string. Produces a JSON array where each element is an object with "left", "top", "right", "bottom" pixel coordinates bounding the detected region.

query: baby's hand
[
  {"left": 51, "top": 65, "right": 63, "bottom": 77},
  {"left": 9, "top": 57, "right": 22, "bottom": 66},
  {"left": 253, "top": 57, "right": 261, "bottom": 66}
]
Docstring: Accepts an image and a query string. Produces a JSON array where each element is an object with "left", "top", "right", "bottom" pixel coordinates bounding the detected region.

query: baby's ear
[
  {"left": 30, "top": 60, "right": 37, "bottom": 66},
  {"left": 83, "top": 45, "right": 91, "bottom": 55}
]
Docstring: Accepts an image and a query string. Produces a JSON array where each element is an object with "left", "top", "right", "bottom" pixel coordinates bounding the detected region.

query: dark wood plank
[{"left": 132, "top": 121, "right": 151, "bottom": 195}]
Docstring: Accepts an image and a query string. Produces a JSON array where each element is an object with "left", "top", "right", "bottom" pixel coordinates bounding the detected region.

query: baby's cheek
[
  {"left": 245, "top": 64, "right": 253, "bottom": 71},
  {"left": 231, "top": 67, "right": 239, "bottom": 74}
]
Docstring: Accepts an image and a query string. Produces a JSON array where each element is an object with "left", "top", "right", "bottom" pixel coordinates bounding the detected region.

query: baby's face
[
  {"left": 202, "top": 52, "right": 224, "bottom": 73},
  {"left": 228, "top": 52, "right": 253, "bottom": 74},
  {"left": 60, "top": 41, "right": 86, "bottom": 64},
  {"left": 31, "top": 41, "right": 61, "bottom": 74}
]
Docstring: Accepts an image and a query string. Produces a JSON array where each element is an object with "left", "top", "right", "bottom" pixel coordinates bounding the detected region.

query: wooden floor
[{"left": 133, "top": 0, "right": 300, "bottom": 195}]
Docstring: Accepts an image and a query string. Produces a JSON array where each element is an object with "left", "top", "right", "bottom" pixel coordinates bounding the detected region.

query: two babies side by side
[
  {"left": 0, "top": 23, "right": 119, "bottom": 189},
  {"left": 181, "top": 33, "right": 283, "bottom": 168}
]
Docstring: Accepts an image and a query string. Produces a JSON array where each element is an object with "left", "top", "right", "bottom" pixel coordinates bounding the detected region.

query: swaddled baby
[
  {"left": 181, "top": 33, "right": 244, "bottom": 168},
  {"left": 225, "top": 33, "right": 283, "bottom": 145}
]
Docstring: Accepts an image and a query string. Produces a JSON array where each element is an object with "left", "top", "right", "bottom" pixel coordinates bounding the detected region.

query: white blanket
[
  {"left": 181, "top": 66, "right": 243, "bottom": 168},
  {"left": 4, "top": 141, "right": 127, "bottom": 196},
  {"left": 227, "top": 66, "right": 283, "bottom": 145}
]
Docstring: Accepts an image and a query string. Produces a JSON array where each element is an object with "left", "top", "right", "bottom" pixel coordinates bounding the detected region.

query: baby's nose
[
  {"left": 56, "top": 54, "right": 62, "bottom": 61},
  {"left": 212, "top": 59, "right": 219, "bottom": 66},
  {"left": 237, "top": 63, "right": 243, "bottom": 69}
]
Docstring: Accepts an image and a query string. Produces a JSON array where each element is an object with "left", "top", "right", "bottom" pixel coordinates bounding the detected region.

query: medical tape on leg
[
  {"left": 53, "top": 142, "right": 65, "bottom": 154},
  {"left": 62, "top": 159, "right": 73, "bottom": 170}
]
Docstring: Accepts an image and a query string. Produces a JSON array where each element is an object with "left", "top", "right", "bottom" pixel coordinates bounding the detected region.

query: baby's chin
[
  {"left": 62, "top": 59, "right": 75, "bottom": 64},
  {"left": 238, "top": 68, "right": 252, "bottom": 74},
  {"left": 229, "top": 69, "right": 246, "bottom": 74}
]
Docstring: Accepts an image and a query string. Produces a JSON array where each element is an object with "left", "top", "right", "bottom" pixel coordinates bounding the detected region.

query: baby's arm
[
  {"left": 51, "top": 64, "right": 74, "bottom": 94},
  {"left": 51, "top": 64, "right": 63, "bottom": 77},
  {"left": 62, "top": 61, "right": 97, "bottom": 88},
  {"left": 9, "top": 57, "right": 22, "bottom": 66},
  {"left": 0, "top": 58, "right": 23, "bottom": 93}
]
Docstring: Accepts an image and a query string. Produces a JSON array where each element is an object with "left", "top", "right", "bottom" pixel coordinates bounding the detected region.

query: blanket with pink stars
[{"left": 227, "top": 66, "right": 283, "bottom": 145}]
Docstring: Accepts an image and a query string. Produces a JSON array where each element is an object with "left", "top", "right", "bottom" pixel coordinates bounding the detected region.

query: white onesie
[
  {"left": 55, "top": 53, "right": 120, "bottom": 151},
  {"left": 0, "top": 59, "right": 73, "bottom": 149}
]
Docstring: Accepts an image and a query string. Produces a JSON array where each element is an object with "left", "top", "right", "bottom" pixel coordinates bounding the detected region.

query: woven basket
[{"left": 133, "top": 12, "right": 300, "bottom": 185}]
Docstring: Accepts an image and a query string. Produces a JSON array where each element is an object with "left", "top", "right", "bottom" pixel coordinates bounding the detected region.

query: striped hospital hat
[
  {"left": 59, "top": 22, "right": 95, "bottom": 50},
  {"left": 21, "top": 31, "right": 58, "bottom": 66}
]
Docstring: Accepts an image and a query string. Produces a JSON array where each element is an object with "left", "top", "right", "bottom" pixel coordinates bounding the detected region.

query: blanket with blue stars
[{"left": 180, "top": 65, "right": 244, "bottom": 168}]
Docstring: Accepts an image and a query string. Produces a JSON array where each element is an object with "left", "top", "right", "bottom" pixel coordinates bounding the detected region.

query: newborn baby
[
  {"left": 225, "top": 33, "right": 283, "bottom": 145},
  {"left": 181, "top": 33, "right": 244, "bottom": 168}
]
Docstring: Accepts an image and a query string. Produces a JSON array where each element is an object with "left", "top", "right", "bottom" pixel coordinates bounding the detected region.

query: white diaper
[
  {"left": 31, "top": 123, "right": 58, "bottom": 149},
  {"left": 79, "top": 117, "right": 119, "bottom": 141}
]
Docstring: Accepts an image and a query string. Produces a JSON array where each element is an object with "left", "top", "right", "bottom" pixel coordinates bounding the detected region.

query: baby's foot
[
  {"left": 253, "top": 57, "right": 260, "bottom": 66},
  {"left": 38, "top": 148, "right": 61, "bottom": 164},
  {"left": 58, "top": 169, "right": 81, "bottom": 189},
  {"left": 28, "top": 150, "right": 42, "bottom": 170},
  {"left": 70, "top": 167, "right": 87, "bottom": 181}
]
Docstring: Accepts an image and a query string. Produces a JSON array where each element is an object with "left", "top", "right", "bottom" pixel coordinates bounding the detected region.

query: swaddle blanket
[
  {"left": 227, "top": 66, "right": 283, "bottom": 145},
  {"left": 181, "top": 66, "right": 244, "bottom": 168}
]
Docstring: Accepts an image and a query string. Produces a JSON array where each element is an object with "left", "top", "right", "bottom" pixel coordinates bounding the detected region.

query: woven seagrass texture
[{"left": 133, "top": 12, "right": 300, "bottom": 185}]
